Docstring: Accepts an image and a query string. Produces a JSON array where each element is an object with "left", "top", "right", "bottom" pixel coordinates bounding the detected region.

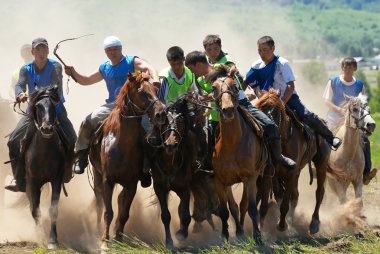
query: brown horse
[
  {"left": 255, "top": 89, "right": 330, "bottom": 234},
  {"left": 92, "top": 73, "right": 166, "bottom": 250},
  {"left": 210, "top": 67, "right": 267, "bottom": 244}
]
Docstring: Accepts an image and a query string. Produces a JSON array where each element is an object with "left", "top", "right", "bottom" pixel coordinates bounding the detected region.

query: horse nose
[
  {"left": 366, "top": 122, "right": 376, "bottom": 133},
  {"left": 41, "top": 124, "right": 54, "bottom": 133},
  {"left": 222, "top": 107, "right": 234, "bottom": 119},
  {"left": 155, "top": 111, "right": 166, "bottom": 125}
]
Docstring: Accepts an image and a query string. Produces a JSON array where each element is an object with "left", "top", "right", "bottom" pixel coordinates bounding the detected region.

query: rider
[
  {"left": 64, "top": 36, "right": 159, "bottom": 187},
  {"left": 185, "top": 51, "right": 296, "bottom": 171},
  {"left": 323, "top": 57, "right": 377, "bottom": 185},
  {"left": 6, "top": 37, "right": 77, "bottom": 192},
  {"left": 244, "top": 35, "right": 342, "bottom": 150}
]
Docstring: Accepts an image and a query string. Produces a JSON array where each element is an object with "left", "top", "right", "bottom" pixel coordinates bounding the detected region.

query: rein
[{"left": 120, "top": 92, "right": 159, "bottom": 119}]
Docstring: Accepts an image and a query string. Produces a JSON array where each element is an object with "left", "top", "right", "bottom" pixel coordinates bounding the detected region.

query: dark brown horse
[
  {"left": 24, "top": 85, "right": 74, "bottom": 249},
  {"left": 147, "top": 95, "right": 199, "bottom": 248},
  {"left": 255, "top": 89, "right": 330, "bottom": 234},
  {"left": 92, "top": 73, "right": 166, "bottom": 250},
  {"left": 211, "top": 67, "right": 267, "bottom": 244}
]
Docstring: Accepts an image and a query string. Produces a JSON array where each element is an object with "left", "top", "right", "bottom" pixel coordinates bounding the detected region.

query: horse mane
[
  {"left": 330, "top": 94, "right": 369, "bottom": 135},
  {"left": 256, "top": 88, "right": 289, "bottom": 139},
  {"left": 206, "top": 64, "right": 237, "bottom": 83},
  {"left": 103, "top": 72, "right": 151, "bottom": 137}
]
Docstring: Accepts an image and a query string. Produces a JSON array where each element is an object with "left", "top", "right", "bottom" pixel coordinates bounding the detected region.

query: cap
[
  {"left": 32, "top": 37, "right": 48, "bottom": 49},
  {"left": 104, "top": 36, "right": 122, "bottom": 49}
]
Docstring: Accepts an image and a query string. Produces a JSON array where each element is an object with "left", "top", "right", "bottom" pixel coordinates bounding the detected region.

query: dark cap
[{"left": 32, "top": 37, "right": 48, "bottom": 48}]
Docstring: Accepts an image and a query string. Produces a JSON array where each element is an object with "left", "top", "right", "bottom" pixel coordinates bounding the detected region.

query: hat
[
  {"left": 32, "top": 37, "right": 48, "bottom": 48},
  {"left": 104, "top": 36, "right": 122, "bottom": 49}
]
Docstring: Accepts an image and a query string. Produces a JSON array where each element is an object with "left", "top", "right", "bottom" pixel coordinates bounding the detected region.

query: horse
[
  {"left": 145, "top": 95, "right": 199, "bottom": 248},
  {"left": 327, "top": 94, "right": 376, "bottom": 205},
  {"left": 92, "top": 73, "right": 166, "bottom": 250},
  {"left": 255, "top": 89, "right": 331, "bottom": 234},
  {"left": 210, "top": 66, "right": 267, "bottom": 244},
  {"left": 24, "top": 85, "right": 74, "bottom": 249}
]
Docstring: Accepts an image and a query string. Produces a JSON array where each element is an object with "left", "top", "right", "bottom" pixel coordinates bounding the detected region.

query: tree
[
  {"left": 356, "top": 70, "right": 372, "bottom": 100},
  {"left": 369, "top": 70, "right": 380, "bottom": 112}
]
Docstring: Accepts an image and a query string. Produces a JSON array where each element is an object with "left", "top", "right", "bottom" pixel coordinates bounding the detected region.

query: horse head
[
  {"left": 210, "top": 65, "right": 239, "bottom": 121},
  {"left": 161, "top": 96, "right": 189, "bottom": 154},
  {"left": 256, "top": 89, "right": 288, "bottom": 137},
  {"left": 29, "top": 85, "right": 60, "bottom": 139},
  {"left": 124, "top": 72, "right": 166, "bottom": 125},
  {"left": 343, "top": 94, "right": 376, "bottom": 135}
]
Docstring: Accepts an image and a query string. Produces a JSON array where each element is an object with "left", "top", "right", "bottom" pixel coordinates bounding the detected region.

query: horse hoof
[
  {"left": 100, "top": 241, "right": 109, "bottom": 252},
  {"left": 236, "top": 228, "right": 245, "bottom": 238},
  {"left": 276, "top": 221, "right": 288, "bottom": 232},
  {"left": 175, "top": 229, "right": 188, "bottom": 241},
  {"left": 309, "top": 218, "right": 320, "bottom": 235},
  {"left": 254, "top": 234, "right": 264, "bottom": 246},
  {"left": 47, "top": 242, "right": 58, "bottom": 250},
  {"left": 166, "top": 239, "right": 175, "bottom": 250}
]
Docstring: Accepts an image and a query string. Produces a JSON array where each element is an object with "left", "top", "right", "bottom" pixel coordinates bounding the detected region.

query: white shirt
[{"left": 251, "top": 56, "right": 297, "bottom": 99}]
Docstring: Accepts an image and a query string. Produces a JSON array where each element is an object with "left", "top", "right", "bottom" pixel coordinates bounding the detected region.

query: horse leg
[
  {"left": 29, "top": 180, "right": 42, "bottom": 225},
  {"left": 258, "top": 174, "right": 272, "bottom": 230},
  {"left": 353, "top": 178, "right": 364, "bottom": 208},
  {"left": 101, "top": 179, "right": 115, "bottom": 250},
  {"left": 154, "top": 185, "right": 173, "bottom": 248},
  {"left": 227, "top": 186, "right": 244, "bottom": 237},
  {"left": 246, "top": 178, "right": 262, "bottom": 245},
  {"left": 289, "top": 173, "right": 300, "bottom": 222},
  {"left": 48, "top": 179, "right": 62, "bottom": 249},
  {"left": 215, "top": 180, "right": 229, "bottom": 240},
  {"left": 309, "top": 163, "right": 326, "bottom": 235},
  {"left": 277, "top": 174, "right": 293, "bottom": 232},
  {"left": 114, "top": 181, "right": 138, "bottom": 242},
  {"left": 175, "top": 189, "right": 191, "bottom": 241},
  {"left": 93, "top": 169, "right": 104, "bottom": 236},
  {"left": 239, "top": 184, "right": 248, "bottom": 227}
]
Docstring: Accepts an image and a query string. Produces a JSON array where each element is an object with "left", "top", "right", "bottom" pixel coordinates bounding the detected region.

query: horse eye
[{"left": 352, "top": 108, "right": 359, "bottom": 112}]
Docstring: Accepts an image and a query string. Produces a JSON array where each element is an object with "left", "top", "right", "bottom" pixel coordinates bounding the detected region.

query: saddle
[
  {"left": 237, "top": 105, "right": 264, "bottom": 138},
  {"left": 285, "top": 106, "right": 313, "bottom": 141}
]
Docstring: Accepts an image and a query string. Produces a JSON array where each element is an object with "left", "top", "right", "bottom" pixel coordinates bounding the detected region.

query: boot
[
  {"left": 363, "top": 168, "right": 377, "bottom": 185},
  {"left": 73, "top": 148, "right": 89, "bottom": 174},
  {"left": 303, "top": 115, "right": 342, "bottom": 149},
  {"left": 5, "top": 157, "right": 26, "bottom": 192},
  {"left": 268, "top": 139, "right": 296, "bottom": 170}
]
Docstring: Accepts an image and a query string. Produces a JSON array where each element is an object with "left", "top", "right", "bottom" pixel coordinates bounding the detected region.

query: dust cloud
[{"left": 0, "top": 0, "right": 376, "bottom": 252}]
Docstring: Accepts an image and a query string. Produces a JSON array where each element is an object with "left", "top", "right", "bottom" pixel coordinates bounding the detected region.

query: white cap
[{"left": 103, "top": 36, "right": 122, "bottom": 49}]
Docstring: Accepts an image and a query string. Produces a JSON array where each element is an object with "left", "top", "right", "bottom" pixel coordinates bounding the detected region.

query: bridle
[
  {"left": 213, "top": 76, "right": 239, "bottom": 115},
  {"left": 120, "top": 89, "right": 159, "bottom": 119}
]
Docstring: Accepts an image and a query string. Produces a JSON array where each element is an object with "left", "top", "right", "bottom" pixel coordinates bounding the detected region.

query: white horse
[{"left": 327, "top": 94, "right": 376, "bottom": 205}]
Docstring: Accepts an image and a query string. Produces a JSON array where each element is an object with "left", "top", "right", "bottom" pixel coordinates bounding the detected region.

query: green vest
[
  {"left": 216, "top": 53, "right": 234, "bottom": 65},
  {"left": 159, "top": 66, "right": 194, "bottom": 103},
  {"left": 197, "top": 76, "right": 219, "bottom": 122}
]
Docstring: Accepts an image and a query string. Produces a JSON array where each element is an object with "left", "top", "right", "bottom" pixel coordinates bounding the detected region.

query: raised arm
[
  {"left": 134, "top": 57, "right": 159, "bottom": 83},
  {"left": 64, "top": 66, "right": 103, "bottom": 86}
]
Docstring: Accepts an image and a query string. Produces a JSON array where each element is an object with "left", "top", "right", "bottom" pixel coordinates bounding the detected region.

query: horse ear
[
  {"left": 34, "top": 82, "right": 39, "bottom": 91},
  {"left": 274, "top": 89, "right": 280, "bottom": 96},
  {"left": 228, "top": 65, "right": 237, "bottom": 77},
  {"left": 343, "top": 93, "right": 351, "bottom": 101},
  {"left": 141, "top": 72, "right": 151, "bottom": 80},
  {"left": 127, "top": 72, "right": 135, "bottom": 81},
  {"left": 256, "top": 88, "right": 264, "bottom": 98}
]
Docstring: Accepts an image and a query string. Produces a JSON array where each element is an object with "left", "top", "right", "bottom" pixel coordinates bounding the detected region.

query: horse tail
[
  {"left": 62, "top": 183, "right": 68, "bottom": 197},
  {"left": 305, "top": 125, "right": 314, "bottom": 185}
]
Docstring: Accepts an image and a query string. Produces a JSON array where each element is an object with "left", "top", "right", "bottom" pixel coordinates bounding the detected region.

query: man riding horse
[
  {"left": 324, "top": 57, "right": 377, "bottom": 185},
  {"left": 6, "top": 37, "right": 77, "bottom": 192},
  {"left": 244, "top": 35, "right": 342, "bottom": 150},
  {"left": 185, "top": 51, "right": 296, "bottom": 171},
  {"left": 64, "top": 36, "right": 159, "bottom": 187}
]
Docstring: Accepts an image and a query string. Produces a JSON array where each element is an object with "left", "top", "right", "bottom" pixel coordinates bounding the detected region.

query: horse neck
[
  {"left": 338, "top": 118, "right": 361, "bottom": 157},
  {"left": 219, "top": 111, "right": 244, "bottom": 146}
]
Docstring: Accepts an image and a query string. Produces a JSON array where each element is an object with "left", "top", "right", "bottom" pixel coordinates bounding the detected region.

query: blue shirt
[
  {"left": 99, "top": 55, "right": 135, "bottom": 103},
  {"left": 245, "top": 56, "right": 279, "bottom": 91},
  {"left": 15, "top": 59, "right": 64, "bottom": 114},
  {"left": 330, "top": 76, "right": 363, "bottom": 106}
]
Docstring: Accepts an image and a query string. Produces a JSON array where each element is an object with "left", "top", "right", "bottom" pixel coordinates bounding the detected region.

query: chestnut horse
[
  {"left": 255, "top": 89, "right": 330, "bottom": 234},
  {"left": 210, "top": 67, "right": 267, "bottom": 244},
  {"left": 92, "top": 73, "right": 166, "bottom": 249}
]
